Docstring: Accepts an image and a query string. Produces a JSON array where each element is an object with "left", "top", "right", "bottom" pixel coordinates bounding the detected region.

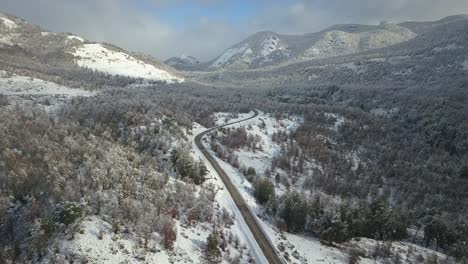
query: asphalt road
[{"left": 194, "top": 110, "right": 283, "bottom": 264}]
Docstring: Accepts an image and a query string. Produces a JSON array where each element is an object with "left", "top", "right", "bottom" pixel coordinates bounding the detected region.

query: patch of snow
[
  {"left": 41, "top": 31, "right": 51, "bottom": 36},
  {"left": 349, "top": 151, "right": 361, "bottom": 171},
  {"left": 462, "top": 60, "right": 468, "bottom": 70},
  {"left": 433, "top": 43, "right": 461, "bottom": 52},
  {"left": 213, "top": 112, "right": 253, "bottom": 126},
  {"left": 338, "top": 62, "right": 366, "bottom": 74},
  {"left": 261, "top": 35, "right": 279, "bottom": 57},
  {"left": 56, "top": 216, "right": 174, "bottom": 263},
  {"left": 0, "top": 71, "right": 92, "bottom": 96},
  {"left": 211, "top": 43, "right": 249, "bottom": 68},
  {"left": 0, "top": 33, "right": 16, "bottom": 45},
  {"left": 71, "top": 43, "right": 183, "bottom": 83},
  {"left": 347, "top": 237, "right": 450, "bottom": 264},
  {"left": 368, "top": 57, "right": 386, "bottom": 62},
  {"left": 370, "top": 107, "right": 399, "bottom": 117},
  {"left": 304, "top": 27, "right": 415, "bottom": 59},
  {"left": 325, "top": 113, "right": 345, "bottom": 131},
  {"left": 282, "top": 232, "right": 347, "bottom": 263},
  {"left": 0, "top": 17, "right": 17, "bottom": 30},
  {"left": 393, "top": 68, "right": 413, "bottom": 76},
  {"left": 67, "top": 35, "right": 85, "bottom": 42},
  {"left": 217, "top": 111, "right": 302, "bottom": 176}
]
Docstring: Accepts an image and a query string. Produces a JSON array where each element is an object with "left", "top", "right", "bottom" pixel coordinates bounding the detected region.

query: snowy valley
[{"left": 0, "top": 8, "right": 467, "bottom": 264}]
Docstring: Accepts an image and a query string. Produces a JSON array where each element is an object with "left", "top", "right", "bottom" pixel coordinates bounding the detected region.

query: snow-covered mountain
[
  {"left": 207, "top": 31, "right": 291, "bottom": 70},
  {"left": 195, "top": 17, "right": 468, "bottom": 71},
  {"left": 195, "top": 14, "right": 468, "bottom": 88},
  {"left": 300, "top": 23, "right": 415, "bottom": 59},
  {"left": 165, "top": 54, "right": 199, "bottom": 67},
  {"left": 0, "top": 11, "right": 183, "bottom": 83}
]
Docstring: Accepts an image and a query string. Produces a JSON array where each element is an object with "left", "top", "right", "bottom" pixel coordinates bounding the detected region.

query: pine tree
[
  {"left": 254, "top": 178, "right": 275, "bottom": 204},
  {"left": 206, "top": 229, "right": 221, "bottom": 264}
]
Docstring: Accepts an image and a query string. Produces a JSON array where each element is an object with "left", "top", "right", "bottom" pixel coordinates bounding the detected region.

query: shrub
[
  {"left": 163, "top": 219, "right": 177, "bottom": 250},
  {"left": 254, "top": 178, "right": 275, "bottom": 205},
  {"left": 59, "top": 202, "right": 82, "bottom": 226},
  {"left": 40, "top": 218, "right": 57, "bottom": 238}
]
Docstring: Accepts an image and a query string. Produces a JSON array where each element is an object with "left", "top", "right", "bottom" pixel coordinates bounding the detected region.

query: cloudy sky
[{"left": 1, "top": 0, "right": 467, "bottom": 61}]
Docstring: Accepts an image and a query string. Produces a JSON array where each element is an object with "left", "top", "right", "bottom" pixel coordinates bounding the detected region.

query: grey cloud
[{"left": 1, "top": 0, "right": 467, "bottom": 61}]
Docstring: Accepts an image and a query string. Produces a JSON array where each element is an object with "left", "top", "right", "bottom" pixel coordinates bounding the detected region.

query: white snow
[
  {"left": 71, "top": 43, "right": 183, "bottom": 83},
  {"left": 325, "top": 113, "right": 345, "bottom": 131},
  {"left": 462, "top": 60, "right": 468, "bottom": 70},
  {"left": 370, "top": 107, "right": 399, "bottom": 117},
  {"left": 216, "top": 111, "right": 303, "bottom": 178},
  {"left": 346, "top": 238, "right": 449, "bottom": 264},
  {"left": 281, "top": 232, "right": 347, "bottom": 263},
  {"left": 213, "top": 112, "right": 253, "bottom": 126},
  {"left": 67, "top": 35, "right": 85, "bottom": 42},
  {"left": 180, "top": 54, "right": 198, "bottom": 64},
  {"left": 0, "top": 33, "right": 16, "bottom": 46},
  {"left": 0, "top": 17, "right": 17, "bottom": 30},
  {"left": 433, "top": 43, "right": 461, "bottom": 52},
  {"left": 0, "top": 71, "right": 92, "bottom": 96},
  {"left": 56, "top": 216, "right": 175, "bottom": 263},
  {"left": 368, "top": 58, "right": 386, "bottom": 62},
  {"left": 338, "top": 62, "right": 366, "bottom": 74},
  {"left": 55, "top": 214, "right": 227, "bottom": 263},
  {"left": 304, "top": 27, "right": 416, "bottom": 59},
  {"left": 261, "top": 35, "right": 280, "bottom": 57},
  {"left": 190, "top": 121, "right": 269, "bottom": 264},
  {"left": 211, "top": 43, "right": 249, "bottom": 68}
]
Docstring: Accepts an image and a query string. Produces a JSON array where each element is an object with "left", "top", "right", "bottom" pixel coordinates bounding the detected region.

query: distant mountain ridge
[
  {"left": 181, "top": 15, "right": 468, "bottom": 71},
  {"left": 164, "top": 54, "right": 199, "bottom": 71}
]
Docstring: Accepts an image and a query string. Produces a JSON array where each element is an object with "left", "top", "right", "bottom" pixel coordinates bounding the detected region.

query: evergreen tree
[
  {"left": 254, "top": 178, "right": 275, "bottom": 205},
  {"left": 319, "top": 213, "right": 349, "bottom": 245},
  {"left": 205, "top": 229, "right": 221, "bottom": 264},
  {"left": 280, "top": 191, "right": 308, "bottom": 233}
]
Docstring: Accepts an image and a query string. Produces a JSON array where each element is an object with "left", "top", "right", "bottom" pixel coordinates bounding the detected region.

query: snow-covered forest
[{"left": 0, "top": 9, "right": 467, "bottom": 264}]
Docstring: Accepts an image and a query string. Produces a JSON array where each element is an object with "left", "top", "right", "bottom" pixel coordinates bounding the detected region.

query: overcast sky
[{"left": 1, "top": 0, "right": 467, "bottom": 61}]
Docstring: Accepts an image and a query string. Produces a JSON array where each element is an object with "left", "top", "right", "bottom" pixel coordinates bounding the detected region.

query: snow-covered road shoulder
[{"left": 190, "top": 121, "right": 269, "bottom": 264}]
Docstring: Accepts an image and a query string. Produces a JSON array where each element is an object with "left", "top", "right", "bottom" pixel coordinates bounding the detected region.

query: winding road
[{"left": 194, "top": 110, "right": 283, "bottom": 264}]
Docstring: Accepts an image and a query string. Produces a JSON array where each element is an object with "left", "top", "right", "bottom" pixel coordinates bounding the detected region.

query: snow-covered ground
[
  {"left": 325, "top": 112, "right": 345, "bottom": 131},
  {"left": 66, "top": 35, "right": 85, "bottom": 42},
  {"left": 0, "top": 16, "right": 17, "bottom": 30},
  {"left": 54, "top": 216, "right": 214, "bottom": 264},
  {"left": 71, "top": 43, "right": 183, "bottom": 83},
  {"left": 213, "top": 112, "right": 254, "bottom": 126},
  {"left": 462, "top": 60, "right": 468, "bottom": 70},
  {"left": 346, "top": 238, "right": 449, "bottom": 264},
  {"left": 218, "top": 111, "right": 303, "bottom": 186},
  {"left": 0, "top": 71, "right": 92, "bottom": 96}
]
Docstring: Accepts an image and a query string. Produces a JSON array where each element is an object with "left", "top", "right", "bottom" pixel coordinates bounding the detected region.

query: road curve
[{"left": 195, "top": 110, "right": 283, "bottom": 264}]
